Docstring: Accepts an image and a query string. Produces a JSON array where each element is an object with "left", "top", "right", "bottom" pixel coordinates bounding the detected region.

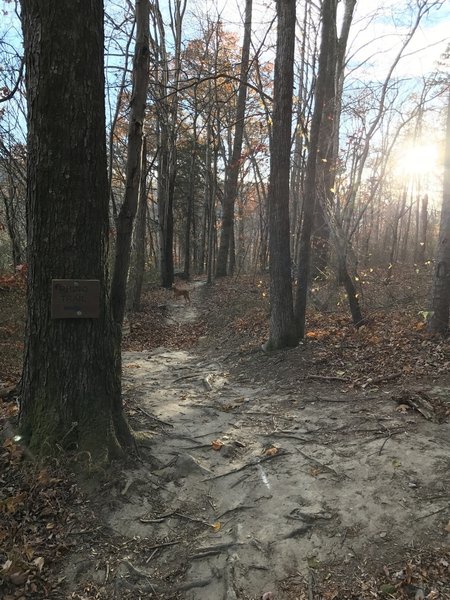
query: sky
[{"left": 196, "top": 0, "right": 450, "bottom": 80}]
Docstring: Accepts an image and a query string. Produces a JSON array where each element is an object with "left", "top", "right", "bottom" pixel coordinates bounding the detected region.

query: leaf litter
[{"left": 0, "top": 267, "right": 450, "bottom": 598}]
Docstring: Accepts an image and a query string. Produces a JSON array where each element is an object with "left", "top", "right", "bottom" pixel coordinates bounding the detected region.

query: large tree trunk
[
  {"left": 263, "top": 0, "right": 297, "bottom": 351},
  {"left": 429, "top": 93, "right": 450, "bottom": 335},
  {"left": 216, "top": 0, "right": 252, "bottom": 277},
  {"left": 111, "top": 0, "right": 150, "bottom": 326},
  {"left": 19, "top": 0, "right": 133, "bottom": 463}
]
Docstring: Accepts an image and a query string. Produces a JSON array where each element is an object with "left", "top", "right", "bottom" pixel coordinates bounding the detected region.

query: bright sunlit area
[{"left": 395, "top": 140, "right": 442, "bottom": 178}]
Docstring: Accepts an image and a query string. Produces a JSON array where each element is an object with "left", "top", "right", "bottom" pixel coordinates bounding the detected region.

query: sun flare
[{"left": 395, "top": 143, "right": 440, "bottom": 177}]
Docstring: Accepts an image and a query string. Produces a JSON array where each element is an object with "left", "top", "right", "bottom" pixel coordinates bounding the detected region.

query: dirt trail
[
  {"left": 62, "top": 283, "right": 450, "bottom": 599},
  {"left": 77, "top": 335, "right": 449, "bottom": 599}
]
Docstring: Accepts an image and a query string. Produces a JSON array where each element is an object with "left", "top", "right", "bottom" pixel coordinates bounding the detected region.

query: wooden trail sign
[{"left": 51, "top": 279, "right": 100, "bottom": 319}]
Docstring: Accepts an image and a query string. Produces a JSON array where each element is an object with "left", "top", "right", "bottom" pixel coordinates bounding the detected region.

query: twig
[
  {"left": 360, "top": 372, "right": 402, "bottom": 386},
  {"left": 146, "top": 548, "right": 159, "bottom": 564},
  {"left": 303, "top": 375, "right": 350, "bottom": 383},
  {"left": 121, "top": 559, "right": 159, "bottom": 585},
  {"left": 378, "top": 431, "right": 403, "bottom": 455},
  {"left": 301, "top": 397, "right": 352, "bottom": 403},
  {"left": 191, "top": 542, "right": 239, "bottom": 560},
  {"left": 173, "top": 511, "right": 212, "bottom": 527},
  {"left": 296, "top": 447, "right": 347, "bottom": 479},
  {"left": 203, "top": 450, "right": 290, "bottom": 482},
  {"left": 172, "top": 373, "right": 202, "bottom": 383},
  {"left": 140, "top": 511, "right": 212, "bottom": 527},
  {"left": 417, "top": 506, "right": 447, "bottom": 520},
  {"left": 217, "top": 505, "right": 254, "bottom": 519},
  {"left": 308, "top": 568, "right": 315, "bottom": 600},
  {"left": 136, "top": 406, "right": 173, "bottom": 428},
  {"left": 269, "top": 432, "right": 309, "bottom": 443}
]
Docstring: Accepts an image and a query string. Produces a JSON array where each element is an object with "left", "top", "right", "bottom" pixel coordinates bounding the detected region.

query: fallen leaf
[
  {"left": 379, "top": 583, "right": 396, "bottom": 595},
  {"left": 264, "top": 446, "right": 278, "bottom": 456},
  {"left": 9, "top": 571, "right": 28, "bottom": 585},
  {"left": 211, "top": 439, "right": 224, "bottom": 451},
  {"left": 33, "top": 557, "right": 45, "bottom": 572},
  {"left": 211, "top": 521, "right": 222, "bottom": 532}
]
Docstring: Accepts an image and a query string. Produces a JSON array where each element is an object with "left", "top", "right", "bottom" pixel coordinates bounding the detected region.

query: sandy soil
[{"left": 64, "top": 284, "right": 450, "bottom": 599}]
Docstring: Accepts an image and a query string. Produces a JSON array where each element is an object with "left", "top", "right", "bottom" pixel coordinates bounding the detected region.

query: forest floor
[{"left": 1, "top": 266, "right": 450, "bottom": 599}]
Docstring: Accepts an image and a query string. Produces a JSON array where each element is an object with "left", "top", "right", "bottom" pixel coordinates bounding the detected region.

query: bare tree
[
  {"left": 294, "top": 0, "right": 338, "bottom": 339},
  {"left": 111, "top": 0, "right": 150, "bottom": 327},
  {"left": 216, "top": 0, "right": 253, "bottom": 277},
  {"left": 429, "top": 90, "right": 450, "bottom": 334},
  {"left": 263, "top": 0, "right": 297, "bottom": 351}
]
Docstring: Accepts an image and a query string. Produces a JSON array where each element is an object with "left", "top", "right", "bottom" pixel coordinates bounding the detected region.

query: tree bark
[
  {"left": 263, "top": 0, "right": 297, "bottom": 351},
  {"left": 19, "top": 0, "right": 133, "bottom": 463},
  {"left": 111, "top": 0, "right": 150, "bottom": 326},
  {"left": 127, "top": 136, "right": 148, "bottom": 312},
  {"left": 294, "top": 0, "right": 337, "bottom": 339},
  {"left": 216, "top": 0, "right": 252, "bottom": 277},
  {"left": 429, "top": 92, "right": 450, "bottom": 334},
  {"left": 417, "top": 193, "right": 428, "bottom": 264}
]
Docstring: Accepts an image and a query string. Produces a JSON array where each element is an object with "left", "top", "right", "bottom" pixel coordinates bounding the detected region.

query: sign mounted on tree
[{"left": 51, "top": 280, "right": 101, "bottom": 319}]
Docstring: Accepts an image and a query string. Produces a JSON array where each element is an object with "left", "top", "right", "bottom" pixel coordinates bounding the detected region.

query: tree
[
  {"left": 153, "top": 0, "right": 186, "bottom": 288},
  {"left": 110, "top": 0, "right": 150, "bottom": 327},
  {"left": 127, "top": 136, "right": 149, "bottom": 312},
  {"left": 19, "top": 0, "right": 133, "bottom": 463},
  {"left": 263, "top": 0, "right": 297, "bottom": 351},
  {"left": 312, "top": 0, "right": 356, "bottom": 277},
  {"left": 294, "top": 0, "right": 338, "bottom": 338},
  {"left": 216, "top": 0, "right": 253, "bottom": 277},
  {"left": 429, "top": 90, "right": 450, "bottom": 334}
]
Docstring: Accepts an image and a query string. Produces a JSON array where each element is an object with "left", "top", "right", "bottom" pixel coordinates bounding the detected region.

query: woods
[
  {"left": 1, "top": 0, "right": 448, "bottom": 345},
  {"left": 1, "top": 0, "right": 450, "bottom": 598}
]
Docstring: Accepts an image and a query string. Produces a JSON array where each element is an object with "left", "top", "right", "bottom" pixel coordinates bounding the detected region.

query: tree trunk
[
  {"left": 111, "top": 0, "right": 150, "bottom": 325},
  {"left": 19, "top": 0, "right": 133, "bottom": 463},
  {"left": 263, "top": 0, "right": 297, "bottom": 351},
  {"left": 337, "top": 254, "right": 364, "bottom": 327},
  {"left": 183, "top": 119, "right": 198, "bottom": 279},
  {"left": 417, "top": 193, "right": 428, "bottom": 264},
  {"left": 2, "top": 182, "right": 24, "bottom": 268},
  {"left": 127, "top": 137, "right": 148, "bottom": 312},
  {"left": 294, "top": 0, "right": 337, "bottom": 339},
  {"left": 429, "top": 93, "right": 450, "bottom": 334},
  {"left": 216, "top": 0, "right": 252, "bottom": 277},
  {"left": 158, "top": 135, "right": 175, "bottom": 287}
]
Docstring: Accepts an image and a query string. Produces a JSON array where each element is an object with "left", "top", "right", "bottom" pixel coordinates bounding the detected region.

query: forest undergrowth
[{"left": 0, "top": 265, "right": 449, "bottom": 599}]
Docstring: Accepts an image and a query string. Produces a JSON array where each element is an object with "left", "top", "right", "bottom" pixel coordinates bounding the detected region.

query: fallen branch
[
  {"left": 359, "top": 372, "right": 402, "bottom": 387},
  {"left": 417, "top": 506, "right": 447, "bottom": 520},
  {"left": 191, "top": 542, "right": 239, "bottom": 560},
  {"left": 303, "top": 375, "right": 350, "bottom": 383},
  {"left": 140, "top": 511, "right": 212, "bottom": 527},
  {"left": 378, "top": 431, "right": 403, "bottom": 455},
  {"left": 296, "top": 447, "right": 347, "bottom": 479},
  {"left": 136, "top": 405, "right": 173, "bottom": 428},
  {"left": 172, "top": 373, "right": 202, "bottom": 383},
  {"left": 203, "top": 450, "right": 290, "bottom": 482}
]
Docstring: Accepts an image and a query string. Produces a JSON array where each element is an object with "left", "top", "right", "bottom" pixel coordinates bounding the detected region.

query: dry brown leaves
[
  {"left": 0, "top": 406, "right": 94, "bottom": 599},
  {"left": 124, "top": 292, "right": 207, "bottom": 352}
]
